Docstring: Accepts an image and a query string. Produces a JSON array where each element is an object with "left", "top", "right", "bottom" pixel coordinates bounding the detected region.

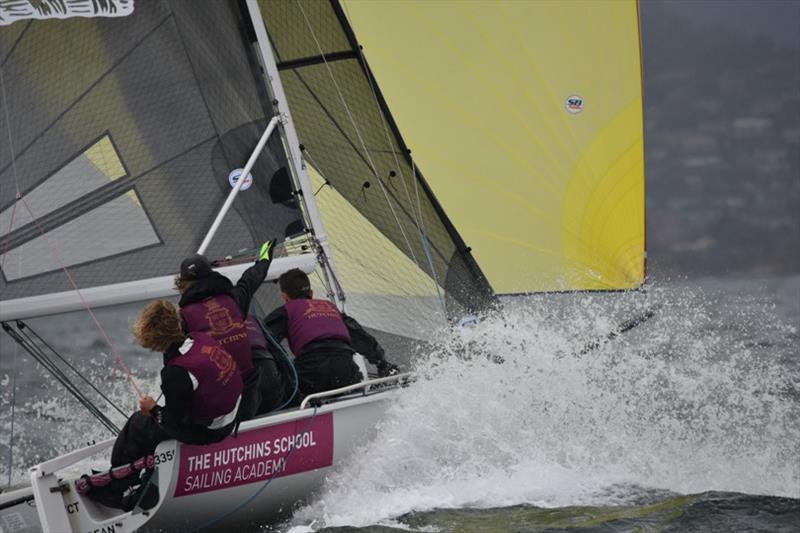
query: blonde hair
[
  {"left": 174, "top": 275, "right": 196, "bottom": 294},
  {"left": 132, "top": 299, "right": 184, "bottom": 352}
]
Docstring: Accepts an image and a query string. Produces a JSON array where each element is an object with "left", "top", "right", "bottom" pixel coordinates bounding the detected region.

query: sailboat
[{"left": 0, "top": 0, "right": 645, "bottom": 531}]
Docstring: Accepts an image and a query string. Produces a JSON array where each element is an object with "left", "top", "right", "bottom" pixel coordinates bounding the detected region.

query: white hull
[{"left": 1, "top": 378, "right": 405, "bottom": 532}]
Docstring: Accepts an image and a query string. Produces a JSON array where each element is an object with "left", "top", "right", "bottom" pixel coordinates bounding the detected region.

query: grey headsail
[
  {"left": 0, "top": 1, "right": 305, "bottom": 317},
  {"left": 254, "top": 0, "right": 495, "bottom": 337}
]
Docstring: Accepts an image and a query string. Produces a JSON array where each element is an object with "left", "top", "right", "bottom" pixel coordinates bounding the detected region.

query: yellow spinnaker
[{"left": 342, "top": 0, "right": 645, "bottom": 293}]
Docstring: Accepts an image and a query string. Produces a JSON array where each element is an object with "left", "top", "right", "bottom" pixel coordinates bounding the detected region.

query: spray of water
[
  {"left": 291, "top": 282, "right": 799, "bottom": 529},
  {"left": 0, "top": 281, "right": 796, "bottom": 527}
]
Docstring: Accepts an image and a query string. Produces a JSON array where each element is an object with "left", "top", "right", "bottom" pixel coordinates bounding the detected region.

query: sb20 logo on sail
[{"left": 565, "top": 95, "right": 585, "bottom": 114}]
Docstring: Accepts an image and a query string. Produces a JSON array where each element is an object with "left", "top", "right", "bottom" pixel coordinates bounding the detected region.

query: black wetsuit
[
  {"left": 178, "top": 260, "right": 284, "bottom": 417},
  {"left": 261, "top": 306, "right": 388, "bottom": 402},
  {"left": 110, "top": 340, "right": 237, "bottom": 467}
]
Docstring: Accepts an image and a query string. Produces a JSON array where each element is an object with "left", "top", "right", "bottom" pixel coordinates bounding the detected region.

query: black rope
[
  {"left": 2, "top": 322, "right": 120, "bottom": 435},
  {"left": 21, "top": 321, "right": 127, "bottom": 418},
  {"left": 577, "top": 305, "right": 661, "bottom": 356}
]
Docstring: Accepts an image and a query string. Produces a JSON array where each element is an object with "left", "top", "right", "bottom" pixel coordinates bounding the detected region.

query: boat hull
[{"left": 14, "top": 386, "right": 396, "bottom": 532}]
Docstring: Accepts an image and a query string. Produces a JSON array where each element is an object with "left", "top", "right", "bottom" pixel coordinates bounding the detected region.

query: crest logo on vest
[
  {"left": 302, "top": 300, "right": 339, "bottom": 319},
  {"left": 202, "top": 345, "right": 237, "bottom": 385},
  {"left": 205, "top": 299, "right": 239, "bottom": 335}
]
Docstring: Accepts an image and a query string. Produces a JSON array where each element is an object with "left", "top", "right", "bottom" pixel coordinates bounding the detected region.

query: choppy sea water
[{"left": 1, "top": 275, "right": 798, "bottom": 532}]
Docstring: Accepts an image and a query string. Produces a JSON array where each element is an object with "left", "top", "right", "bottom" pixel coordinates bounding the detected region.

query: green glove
[{"left": 258, "top": 239, "right": 276, "bottom": 261}]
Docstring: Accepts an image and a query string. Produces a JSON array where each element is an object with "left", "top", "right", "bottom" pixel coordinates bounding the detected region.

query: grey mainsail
[{"left": 0, "top": 1, "right": 301, "bottom": 314}]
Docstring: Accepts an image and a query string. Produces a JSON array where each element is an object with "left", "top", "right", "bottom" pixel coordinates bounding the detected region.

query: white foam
[{"left": 292, "top": 282, "right": 800, "bottom": 529}]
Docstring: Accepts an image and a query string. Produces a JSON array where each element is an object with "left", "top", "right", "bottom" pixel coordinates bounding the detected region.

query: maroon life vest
[
  {"left": 284, "top": 298, "right": 351, "bottom": 354},
  {"left": 181, "top": 295, "right": 253, "bottom": 375},
  {"left": 167, "top": 332, "right": 242, "bottom": 421},
  {"left": 245, "top": 316, "right": 268, "bottom": 351}
]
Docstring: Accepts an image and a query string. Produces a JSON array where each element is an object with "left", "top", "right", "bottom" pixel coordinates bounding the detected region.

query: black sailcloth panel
[
  {"left": 258, "top": 0, "right": 495, "bottom": 319},
  {"left": 0, "top": 1, "right": 303, "bottom": 302}
]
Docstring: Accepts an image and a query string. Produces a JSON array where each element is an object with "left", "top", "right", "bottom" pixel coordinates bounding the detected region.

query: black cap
[{"left": 179, "top": 254, "right": 213, "bottom": 280}]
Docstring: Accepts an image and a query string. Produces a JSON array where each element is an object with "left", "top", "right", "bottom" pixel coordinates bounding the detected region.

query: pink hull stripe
[{"left": 174, "top": 412, "right": 333, "bottom": 497}]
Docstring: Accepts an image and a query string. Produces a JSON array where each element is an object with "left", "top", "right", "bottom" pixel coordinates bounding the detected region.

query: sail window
[
  {"left": 1, "top": 190, "right": 159, "bottom": 281},
  {"left": 0, "top": 134, "right": 128, "bottom": 232},
  {"left": 1, "top": 134, "right": 160, "bottom": 282}
]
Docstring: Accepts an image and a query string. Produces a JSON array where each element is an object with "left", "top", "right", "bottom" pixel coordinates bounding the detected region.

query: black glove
[{"left": 376, "top": 360, "right": 399, "bottom": 377}]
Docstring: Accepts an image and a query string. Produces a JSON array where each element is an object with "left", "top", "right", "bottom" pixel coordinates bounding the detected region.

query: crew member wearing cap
[
  {"left": 261, "top": 268, "right": 399, "bottom": 403},
  {"left": 175, "top": 240, "right": 284, "bottom": 420}
]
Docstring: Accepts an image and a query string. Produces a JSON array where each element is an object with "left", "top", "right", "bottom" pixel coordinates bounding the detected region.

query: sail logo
[
  {"left": 565, "top": 95, "right": 584, "bottom": 114},
  {"left": 0, "top": 0, "right": 134, "bottom": 26},
  {"left": 228, "top": 168, "right": 254, "bottom": 191}
]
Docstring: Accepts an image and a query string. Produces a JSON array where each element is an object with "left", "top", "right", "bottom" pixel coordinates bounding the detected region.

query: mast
[{"left": 244, "top": 0, "right": 345, "bottom": 308}]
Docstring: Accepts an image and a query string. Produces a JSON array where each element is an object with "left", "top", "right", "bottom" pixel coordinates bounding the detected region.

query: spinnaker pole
[{"left": 197, "top": 115, "right": 280, "bottom": 256}]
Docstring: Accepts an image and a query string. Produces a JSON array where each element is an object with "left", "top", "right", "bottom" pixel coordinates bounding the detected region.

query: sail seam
[
  {"left": 293, "top": 76, "right": 453, "bottom": 269},
  {"left": 0, "top": 20, "right": 31, "bottom": 69},
  {"left": 0, "top": 14, "right": 172, "bottom": 179},
  {"left": 331, "top": 0, "right": 495, "bottom": 307},
  {"left": 16, "top": 195, "right": 143, "bottom": 398},
  {"left": 339, "top": 1, "right": 447, "bottom": 315},
  {"left": 340, "top": 1, "right": 420, "bottom": 230},
  {"left": 294, "top": 0, "right": 425, "bottom": 271},
  {"left": 277, "top": 50, "right": 358, "bottom": 70},
  {"left": 0, "top": 134, "right": 215, "bottom": 257}
]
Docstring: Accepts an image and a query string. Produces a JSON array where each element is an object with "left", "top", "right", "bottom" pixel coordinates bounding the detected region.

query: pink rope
[
  {"left": 17, "top": 195, "right": 143, "bottom": 398},
  {"left": 0, "top": 195, "right": 18, "bottom": 269}
]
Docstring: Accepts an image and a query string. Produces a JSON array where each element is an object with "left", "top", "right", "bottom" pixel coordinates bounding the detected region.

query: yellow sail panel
[
  {"left": 307, "top": 166, "right": 448, "bottom": 340},
  {"left": 342, "top": 0, "right": 645, "bottom": 292}
]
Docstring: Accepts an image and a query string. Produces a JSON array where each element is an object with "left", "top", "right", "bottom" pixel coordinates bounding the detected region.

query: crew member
[
  {"left": 91, "top": 299, "right": 242, "bottom": 509},
  {"left": 175, "top": 240, "right": 284, "bottom": 419},
  {"left": 261, "top": 268, "right": 398, "bottom": 402}
]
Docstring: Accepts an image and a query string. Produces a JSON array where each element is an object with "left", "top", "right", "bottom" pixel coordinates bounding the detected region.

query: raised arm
[{"left": 229, "top": 240, "right": 275, "bottom": 315}]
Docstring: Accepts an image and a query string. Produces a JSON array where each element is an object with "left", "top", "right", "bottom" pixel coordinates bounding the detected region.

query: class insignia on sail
[{"left": 0, "top": 0, "right": 135, "bottom": 25}]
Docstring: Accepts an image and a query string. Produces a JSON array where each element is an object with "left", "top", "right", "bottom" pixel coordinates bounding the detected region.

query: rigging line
[
  {"left": 420, "top": 229, "right": 447, "bottom": 319},
  {"left": 0, "top": 20, "right": 31, "bottom": 70},
  {"left": 312, "top": 268, "right": 335, "bottom": 305},
  {"left": 0, "top": 199, "right": 18, "bottom": 270},
  {"left": 6, "top": 342, "right": 17, "bottom": 487},
  {"left": 410, "top": 152, "right": 447, "bottom": 316},
  {"left": 11, "top": 324, "right": 120, "bottom": 432},
  {"left": 340, "top": 1, "right": 421, "bottom": 230},
  {"left": 294, "top": 1, "right": 379, "bottom": 178},
  {"left": 23, "top": 321, "right": 128, "bottom": 418},
  {"left": 3, "top": 323, "right": 121, "bottom": 435},
  {"left": 257, "top": 318, "right": 299, "bottom": 412},
  {"left": 16, "top": 195, "right": 143, "bottom": 399},
  {"left": 16, "top": 335, "right": 119, "bottom": 435},
  {"left": 294, "top": 2, "right": 424, "bottom": 271}
]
